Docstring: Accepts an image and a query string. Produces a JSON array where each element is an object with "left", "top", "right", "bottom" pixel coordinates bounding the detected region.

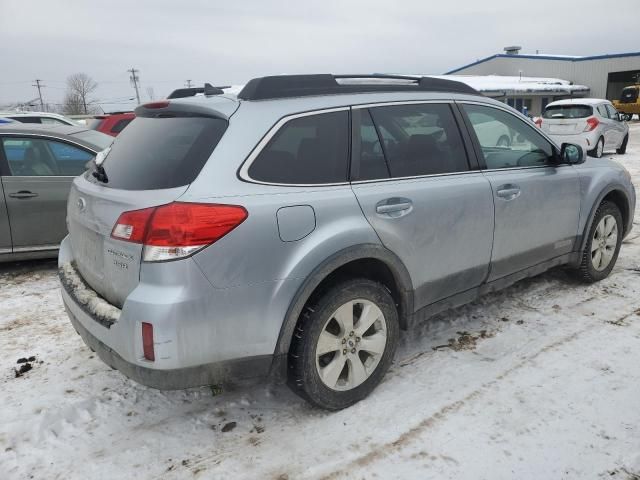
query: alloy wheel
[
  {"left": 591, "top": 214, "right": 618, "bottom": 271},
  {"left": 315, "top": 299, "right": 387, "bottom": 391}
]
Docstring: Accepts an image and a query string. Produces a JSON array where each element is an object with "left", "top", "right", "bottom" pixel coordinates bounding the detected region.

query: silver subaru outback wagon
[{"left": 59, "top": 75, "right": 635, "bottom": 410}]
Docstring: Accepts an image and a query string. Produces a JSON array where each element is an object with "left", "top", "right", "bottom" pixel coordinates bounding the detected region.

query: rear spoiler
[
  {"left": 134, "top": 100, "right": 229, "bottom": 120},
  {"left": 167, "top": 83, "right": 230, "bottom": 99}
]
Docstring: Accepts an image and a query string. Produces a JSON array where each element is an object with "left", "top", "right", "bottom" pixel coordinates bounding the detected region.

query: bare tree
[
  {"left": 146, "top": 86, "right": 155, "bottom": 101},
  {"left": 64, "top": 73, "right": 98, "bottom": 114}
]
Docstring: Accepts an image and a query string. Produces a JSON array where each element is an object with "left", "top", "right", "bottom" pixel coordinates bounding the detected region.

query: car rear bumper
[
  {"left": 58, "top": 236, "right": 277, "bottom": 389},
  {"left": 63, "top": 298, "right": 271, "bottom": 389}
]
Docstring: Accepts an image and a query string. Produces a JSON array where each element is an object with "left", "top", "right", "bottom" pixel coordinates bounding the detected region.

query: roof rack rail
[
  {"left": 167, "top": 83, "right": 228, "bottom": 99},
  {"left": 237, "top": 74, "right": 479, "bottom": 101}
]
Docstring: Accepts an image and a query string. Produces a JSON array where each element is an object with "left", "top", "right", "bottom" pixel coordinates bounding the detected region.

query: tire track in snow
[{"left": 316, "top": 303, "right": 640, "bottom": 480}]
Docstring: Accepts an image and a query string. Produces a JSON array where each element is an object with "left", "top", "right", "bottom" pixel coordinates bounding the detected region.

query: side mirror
[
  {"left": 616, "top": 112, "right": 625, "bottom": 122},
  {"left": 560, "top": 143, "right": 584, "bottom": 165}
]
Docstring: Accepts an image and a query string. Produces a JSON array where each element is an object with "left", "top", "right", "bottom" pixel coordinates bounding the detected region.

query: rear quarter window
[
  {"left": 98, "top": 116, "right": 227, "bottom": 190},
  {"left": 247, "top": 110, "right": 350, "bottom": 184}
]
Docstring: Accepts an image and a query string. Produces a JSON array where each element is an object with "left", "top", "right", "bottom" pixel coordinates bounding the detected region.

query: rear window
[
  {"left": 247, "top": 110, "right": 349, "bottom": 184},
  {"left": 542, "top": 105, "right": 593, "bottom": 119},
  {"left": 98, "top": 116, "right": 227, "bottom": 190},
  {"left": 110, "top": 118, "right": 133, "bottom": 134}
]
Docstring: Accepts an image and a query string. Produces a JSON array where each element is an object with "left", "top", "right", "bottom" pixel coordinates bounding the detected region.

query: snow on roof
[
  {"left": 429, "top": 74, "right": 590, "bottom": 95},
  {"left": 546, "top": 98, "right": 608, "bottom": 107}
]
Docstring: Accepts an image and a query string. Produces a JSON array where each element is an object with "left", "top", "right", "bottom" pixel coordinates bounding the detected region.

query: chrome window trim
[
  {"left": 0, "top": 247, "right": 11, "bottom": 255},
  {"left": 351, "top": 169, "right": 483, "bottom": 185},
  {"left": 13, "top": 244, "right": 59, "bottom": 253},
  {"left": 351, "top": 99, "right": 453, "bottom": 109},
  {"left": 238, "top": 106, "right": 351, "bottom": 187}
]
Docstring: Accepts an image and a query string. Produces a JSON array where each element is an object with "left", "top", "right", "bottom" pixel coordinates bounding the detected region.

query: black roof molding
[
  {"left": 237, "top": 74, "right": 480, "bottom": 101},
  {"left": 167, "top": 83, "right": 227, "bottom": 99}
]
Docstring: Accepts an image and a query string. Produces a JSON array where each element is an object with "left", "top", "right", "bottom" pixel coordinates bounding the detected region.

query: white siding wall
[{"left": 453, "top": 56, "right": 640, "bottom": 99}]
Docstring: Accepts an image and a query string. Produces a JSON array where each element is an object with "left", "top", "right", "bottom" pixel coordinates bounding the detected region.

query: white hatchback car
[{"left": 537, "top": 99, "right": 629, "bottom": 158}]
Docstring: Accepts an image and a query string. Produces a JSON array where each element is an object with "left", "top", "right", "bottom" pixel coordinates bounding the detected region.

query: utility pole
[
  {"left": 185, "top": 79, "right": 194, "bottom": 88},
  {"left": 32, "top": 79, "right": 45, "bottom": 111},
  {"left": 128, "top": 68, "right": 141, "bottom": 104}
]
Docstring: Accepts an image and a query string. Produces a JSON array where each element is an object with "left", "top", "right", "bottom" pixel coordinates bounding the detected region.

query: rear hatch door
[
  {"left": 542, "top": 104, "right": 592, "bottom": 135},
  {"left": 67, "top": 105, "right": 230, "bottom": 307}
]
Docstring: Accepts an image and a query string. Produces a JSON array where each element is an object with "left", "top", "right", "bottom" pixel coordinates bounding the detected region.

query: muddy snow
[{"left": 2, "top": 124, "right": 640, "bottom": 480}]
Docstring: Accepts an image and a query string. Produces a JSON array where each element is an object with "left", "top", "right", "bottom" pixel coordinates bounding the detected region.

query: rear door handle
[
  {"left": 375, "top": 198, "right": 413, "bottom": 217},
  {"left": 9, "top": 191, "right": 39, "bottom": 199},
  {"left": 496, "top": 185, "right": 521, "bottom": 200}
]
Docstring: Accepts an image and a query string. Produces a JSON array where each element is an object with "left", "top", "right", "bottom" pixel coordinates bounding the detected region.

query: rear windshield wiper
[{"left": 91, "top": 148, "right": 110, "bottom": 183}]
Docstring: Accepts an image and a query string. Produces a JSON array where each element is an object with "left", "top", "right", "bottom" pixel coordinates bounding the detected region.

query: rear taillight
[
  {"left": 111, "top": 202, "right": 248, "bottom": 262},
  {"left": 584, "top": 116, "right": 600, "bottom": 132},
  {"left": 535, "top": 118, "right": 542, "bottom": 128}
]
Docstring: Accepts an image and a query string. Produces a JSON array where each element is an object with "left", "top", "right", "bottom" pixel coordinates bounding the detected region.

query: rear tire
[
  {"left": 574, "top": 201, "right": 622, "bottom": 283},
  {"left": 288, "top": 278, "right": 399, "bottom": 410},
  {"left": 589, "top": 137, "right": 604, "bottom": 158},
  {"left": 617, "top": 134, "right": 628, "bottom": 155}
]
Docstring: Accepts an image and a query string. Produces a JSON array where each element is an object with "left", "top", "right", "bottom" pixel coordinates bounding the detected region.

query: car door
[
  {"left": 460, "top": 102, "right": 580, "bottom": 281},
  {"left": 605, "top": 103, "right": 626, "bottom": 147},
  {"left": 595, "top": 103, "right": 618, "bottom": 149},
  {"left": 350, "top": 103, "right": 495, "bottom": 309},
  {"left": 0, "top": 135, "right": 94, "bottom": 250}
]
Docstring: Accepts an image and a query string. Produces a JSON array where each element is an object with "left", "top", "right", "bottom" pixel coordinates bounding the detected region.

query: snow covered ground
[{"left": 2, "top": 124, "right": 640, "bottom": 480}]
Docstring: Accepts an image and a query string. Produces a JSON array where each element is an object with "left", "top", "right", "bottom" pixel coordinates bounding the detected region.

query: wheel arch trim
[{"left": 271, "top": 244, "right": 414, "bottom": 363}]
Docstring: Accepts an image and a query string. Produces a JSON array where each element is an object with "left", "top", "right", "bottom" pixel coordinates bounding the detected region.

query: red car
[{"left": 88, "top": 112, "right": 135, "bottom": 137}]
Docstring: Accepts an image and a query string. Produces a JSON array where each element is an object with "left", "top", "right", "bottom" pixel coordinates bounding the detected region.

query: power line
[
  {"left": 32, "top": 79, "right": 45, "bottom": 111},
  {"left": 128, "top": 67, "right": 141, "bottom": 104}
]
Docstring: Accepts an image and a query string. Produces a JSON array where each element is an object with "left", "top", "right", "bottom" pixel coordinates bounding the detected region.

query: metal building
[{"left": 448, "top": 47, "right": 640, "bottom": 106}]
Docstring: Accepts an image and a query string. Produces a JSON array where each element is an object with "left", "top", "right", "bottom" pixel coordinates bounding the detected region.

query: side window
[
  {"left": 463, "top": 104, "right": 555, "bottom": 169},
  {"left": 596, "top": 105, "right": 609, "bottom": 118},
  {"left": 358, "top": 109, "right": 389, "bottom": 180},
  {"left": 367, "top": 103, "right": 469, "bottom": 178},
  {"left": 1, "top": 137, "right": 92, "bottom": 176},
  {"left": 41, "top": 117, "right": 68, "bottom": 125},
  {"left": 10, "top": 117, "right": 41, "bottom": 124},
  {"left": 248, "top": 110, "right": 349, "bottom": 184},
  {"left": 605, "top": 104, "right": 619, "bottom": 119}
]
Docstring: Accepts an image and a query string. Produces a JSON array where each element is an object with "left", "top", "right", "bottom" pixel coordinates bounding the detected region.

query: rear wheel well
[
  {"left": 602, "top": 190, "right": 630, "bottom": 236},
  {"left": 304, "top": 258, "right": 408, "bottom": 330}
]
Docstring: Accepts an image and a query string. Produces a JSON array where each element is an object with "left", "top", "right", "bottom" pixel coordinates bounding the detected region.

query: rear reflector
[
  {"left": 111, "top": 202, "right": 248, "bottom": 261},
  {"left": 142, "top": 322, "right": 155, "bottom": 361},
  {"left": 584, "top": 116, "right": 600, "bottom": 132}
]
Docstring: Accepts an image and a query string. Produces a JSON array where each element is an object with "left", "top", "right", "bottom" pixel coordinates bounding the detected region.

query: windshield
[
  {"left": 620, "top": 87, "right": 639, "bottom": 103},
  {"left": 70, "top": 129, "right": 113, "bottom": 150},
  {"left": 543, "top": 105, "right": 593, "bottom": 119},
  {"left": 96, "top": 116, "right": 227, "bottom": 190}
]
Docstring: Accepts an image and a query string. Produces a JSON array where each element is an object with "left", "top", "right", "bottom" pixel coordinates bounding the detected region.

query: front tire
[
  {"left": 288, "top": 278, "right": 399, "bottom": 410},
  {"left": 575, "top": 201, "right": 623, "bottom": 283},
  {"left": 617, "top": 134, "right": 628, "bottom": 154},
  {"left": 589, "top": 137, "right": 604, "bottom": 158}
]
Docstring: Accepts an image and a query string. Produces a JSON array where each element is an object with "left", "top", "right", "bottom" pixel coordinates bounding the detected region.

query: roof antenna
[{"left": 204, "top": 83, "right": 224, "bottom": 96}]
